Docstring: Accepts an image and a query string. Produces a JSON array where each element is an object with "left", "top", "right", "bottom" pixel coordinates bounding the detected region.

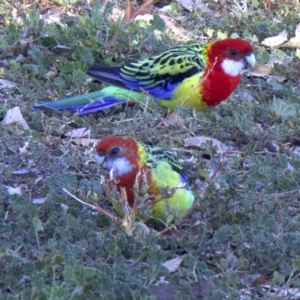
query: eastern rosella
[
  {"left": 95, "top": 136, "right": 195, "bottom": 223},
  {"left": 33, "top": 38, "right": 255, "bottom": 115}
]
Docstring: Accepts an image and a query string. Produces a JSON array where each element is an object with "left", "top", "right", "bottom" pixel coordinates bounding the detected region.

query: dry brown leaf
[
  {"left": 252, "top": 64, "right": 273, "bottom": 75},
  {"left": 43, "top": 70, "right": 57, "bottom": 79},
  {"left": 248, "top": 64, "right": 287, "bottom": 82},
  {"left": 43, "top": 59, "right": 59, "bottom": 79},
  {"left": 261, "top": 30, "right": 288, "bottom": 47},
  {"left": 161, "top": 112, "right": 184, "bottom": 126},
  {"left": 274, "top": 24, "right": 300, "bottom": 48},
  {"left": 279, "top": 37, "right": 300, "bottom": 49},
  {"left": 124, "top": 0, "right": 153, "bottom": 21},
  {"left": 251, "top": 273, "right": 268, "bottom": 287}
]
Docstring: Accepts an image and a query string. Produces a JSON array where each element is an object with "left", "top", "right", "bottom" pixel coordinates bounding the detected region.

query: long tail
[
  {"left": 87, "top": 65, "right": 126, "bottom": 88},
  {"left": 33, "top": 87, "right": 142, "bottom": 115}
]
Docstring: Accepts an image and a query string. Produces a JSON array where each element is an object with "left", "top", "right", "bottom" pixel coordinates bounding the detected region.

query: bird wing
[
  {"left": 120, "top": 43, "right": 207, "bottom": 100},
  {"left": 144, "top": 145, "right": 190, "bottom": 187}
]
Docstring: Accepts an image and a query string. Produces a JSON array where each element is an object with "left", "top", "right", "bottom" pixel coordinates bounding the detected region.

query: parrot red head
[{"left": 208, "top": 38, "right": 256, "bottom": 77}]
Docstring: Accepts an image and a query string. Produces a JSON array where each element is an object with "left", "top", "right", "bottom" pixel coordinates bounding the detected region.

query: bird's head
[
  {"left": 208, "top": 38, "right": 256, "bottom": 77},
  {"left": 95, "top": 136, "right": 139, "bottom": 177}
]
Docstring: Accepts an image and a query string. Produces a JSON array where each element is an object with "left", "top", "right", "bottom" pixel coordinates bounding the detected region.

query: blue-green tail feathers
[{"left": 33, "top": 87, "right": 142, "bottom": 115}]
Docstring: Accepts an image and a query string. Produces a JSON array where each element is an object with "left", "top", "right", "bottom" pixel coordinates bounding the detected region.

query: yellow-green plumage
[{"left": 96, "top": 136, "right": 195, "bottom": 223}]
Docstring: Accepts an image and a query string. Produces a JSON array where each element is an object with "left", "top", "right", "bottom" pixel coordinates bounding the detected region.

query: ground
[{"left": 1, "top": 0, "right": 300, "bottom": 299}]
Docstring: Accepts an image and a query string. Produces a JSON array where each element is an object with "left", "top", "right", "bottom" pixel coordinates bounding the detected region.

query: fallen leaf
[
  {"left": 19, "top": 142, "right": 30, "bottom": 154},
  {"left": 5, "top": 185, "right": 22, "bottom": 195},
  {"left": 238, "top": 91, "right": 257, "bottom": 102},
  {"left": 60, "top": 203, "right": 69, "bottom": 215},
  {"left": 43, "top": 59, "right": 60, "bottom": 79},
  {"left": 64, "top": 138, "right": 98, "bottom": 146},
  {"left": 252, "top": 64, "right": 273, "bottom": 75},
  {"left": 266, "top": 75, "right": 287, "bottom": 83},
  {"left": 124, "top": 0, "right": 153, "bottom": 21},
  {"left": 261, "top": 30, "right": 288, "bottom": 47},
  {"left": 162, "top": 257, "right": 182, "bottom": 273},
  {"left": 32, "top": 197, "right": 47, "bottom": 204},
  {"left": 0, "top": 78, "right": 17, "bottom": 89},
  {"left": 176, "top": 0, "right": 208, "bottom": 12},
  {"left": 280, "top": 22, "right": 300, "bottom": 48},
  {"left": 43, "top": 70, "right": 57, "bottom": 79},
  {"left": 248, "top": 63, "right": 287, "bottom": 82},
  {"left": 279, "top": 37, "right": 300, "bottom": 49},
  {"left": 251, "top": 274, "right": 268, "bottom": 287},
  {"left": 161, "top": 112, "right": 184, "bottom": 126},
  {"left": 2, "top": 106, "right": 30, "bottom": 132},
  {"left": 65, "top": 127, "right": 91, "bottom": 138},
  {"left": 184, "top": 136, "right": 228, "bottom": 152}
]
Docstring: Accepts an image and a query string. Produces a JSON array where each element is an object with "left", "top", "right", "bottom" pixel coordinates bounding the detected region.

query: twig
[{"left": 63, "top": 188, "right": 116, "bottom": 220}]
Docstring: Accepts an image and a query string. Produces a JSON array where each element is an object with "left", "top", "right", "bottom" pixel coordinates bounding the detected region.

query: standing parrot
[
  {"left": 33, "top": 38, "right": 255, "bottom": 115},
  {"left": 95, "top": 136, "right": 195, "bottom": 223}
]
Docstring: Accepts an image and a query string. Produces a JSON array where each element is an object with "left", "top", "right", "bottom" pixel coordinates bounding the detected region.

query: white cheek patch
[
  {"left": 221, "top": 59, "right": 245, "bottom": 77},
  {"left": 103, "top": 157, "right": 132, "bottom": 176}
]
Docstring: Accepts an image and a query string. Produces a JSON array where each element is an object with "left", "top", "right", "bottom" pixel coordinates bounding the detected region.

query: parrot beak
[
  {"left": 95, "top": 153, "right": 105, "bottom": 165},
  {"left": 245, "top": 53, "right": 256, "bottom": 68}
]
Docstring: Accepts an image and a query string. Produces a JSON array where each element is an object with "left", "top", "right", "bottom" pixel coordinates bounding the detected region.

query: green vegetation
[{"left": 1, "top": 0, "right": 300, "bottom": 299}]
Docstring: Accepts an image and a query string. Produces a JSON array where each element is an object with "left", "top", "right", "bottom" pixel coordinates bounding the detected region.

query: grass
[{"left": 1, "top": 0, "right": 300, "bottom": 299}]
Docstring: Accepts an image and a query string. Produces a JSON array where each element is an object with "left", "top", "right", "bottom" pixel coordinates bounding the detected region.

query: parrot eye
[
  {"left": 109, "top": 146, "right": 121, "bottom": 156},
  {"left": 228, "top": 48, "right": 239, "bottom": 56}
]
